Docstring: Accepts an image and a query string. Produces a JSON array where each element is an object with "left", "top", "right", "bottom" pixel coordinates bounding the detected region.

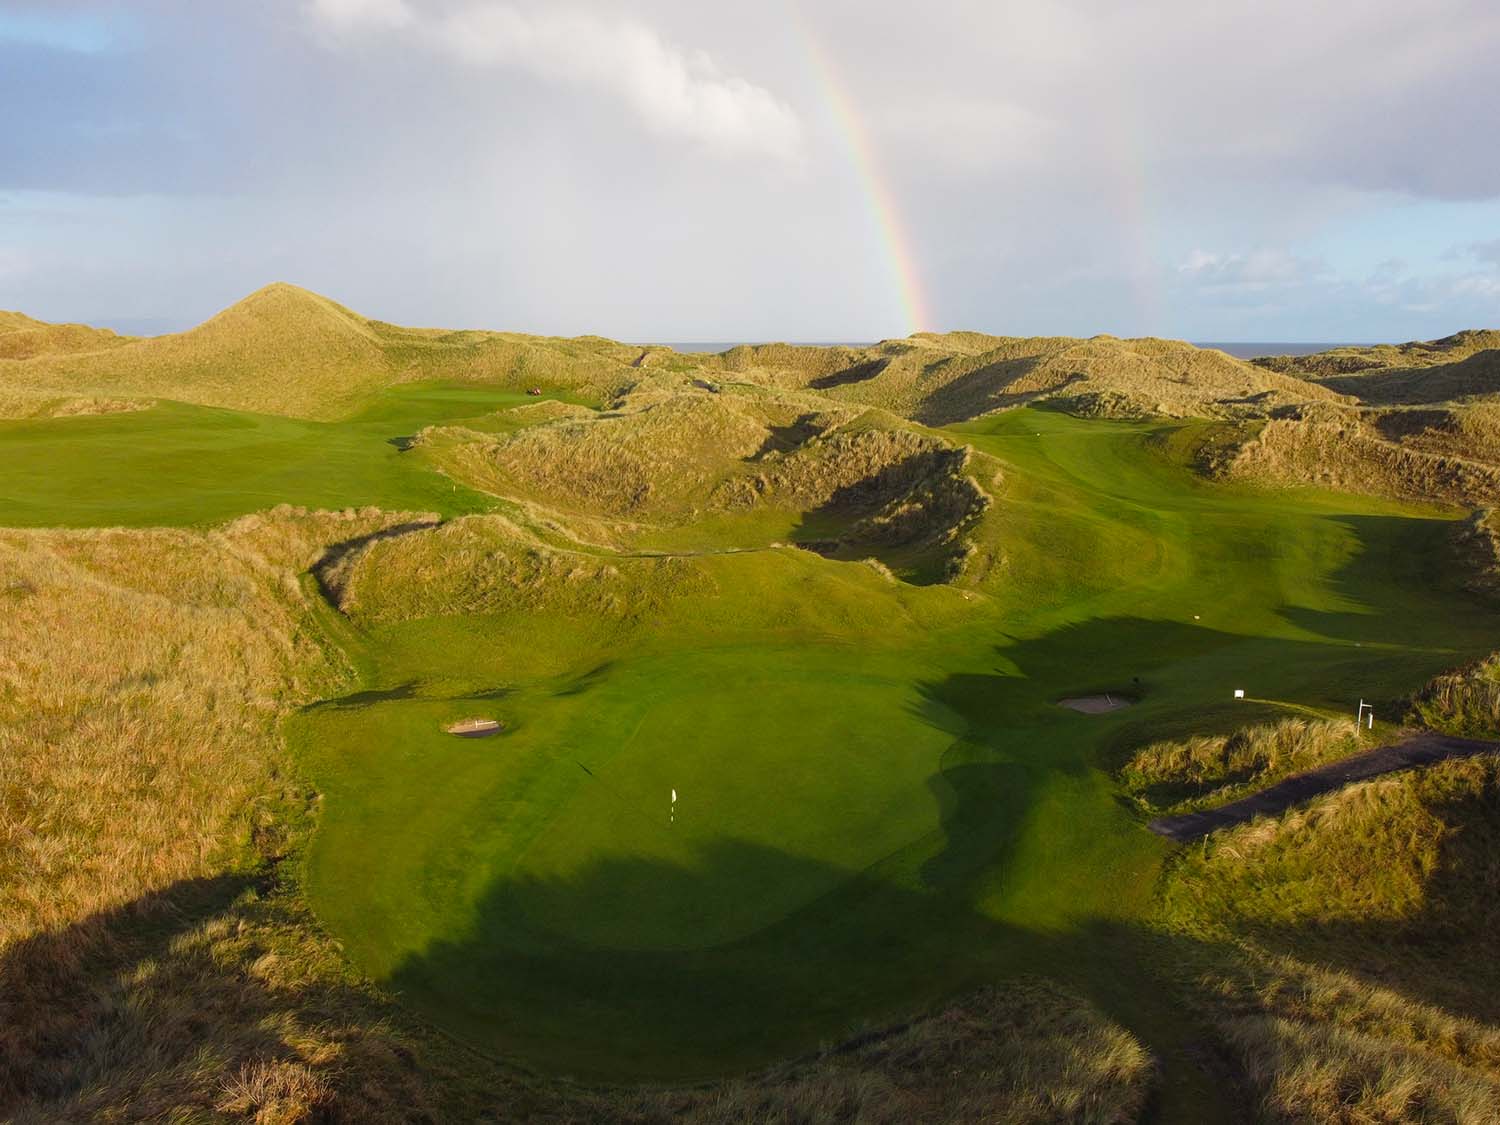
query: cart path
[{"left": 1148, "top": 731, "right": 1500, "bottom": 842}]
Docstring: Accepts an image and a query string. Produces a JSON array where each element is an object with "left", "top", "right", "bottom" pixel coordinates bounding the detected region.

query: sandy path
[{"left": 1148, "top": 731, "right": 1500, "bottom": 842}]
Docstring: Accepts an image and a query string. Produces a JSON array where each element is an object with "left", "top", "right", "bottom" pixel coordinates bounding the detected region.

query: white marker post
[
  {"left": 670, "top": 788, "right": 677, "bottom": 825},
  {"left": 1357, "top": 700, "right": 1374, "bottom": 730}
]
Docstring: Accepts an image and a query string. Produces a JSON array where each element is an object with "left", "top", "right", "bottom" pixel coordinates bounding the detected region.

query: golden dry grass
[
  {"left": 1221, "top": 408, "right": 1500, "bottom": 506},
  {"left": 0, "top": 389, "right": 151, "bottom": 420},
  {"left": 420, "top": 388, "right": 795, "bottom": 519},
  {"left": 1257, "top": 331, "right": 1500, "bottom": 408},
  {"left": 0, "top": 284, "right": 1378, "bottom": 427},
  {"left": 0, "top": 507, "right": 511, "bottom": 1120},
  {"left": 1256, "top": 330, "right": 1500, "bottom": 377},
  {"left": 597, "top": 981, "right": 1154, "bottom": 1125},
  {"left": 1161, "top": 767, "right": 1461, "bottom": 932},
  {"left": 0, "top": 310, "right": 133, "bottom": 361},
  {"left": 335, "top": 513, "right": 713, "bottom": 624},
  {"left": 0, "top": 284, "right": 641, "bottom": 420},
  {"left": 1161, "top": 753, "right": 1500, "bottom": 1121},
  {"left": 1410, "top": 651, "right": 1500, "bottom": 738},
  {"left": 1189, "top": 943, "right": 1500, "bottom": 1121},
  {"left": 711, "top": 332, "right": 1341, "bottom": 425},
  {"left": 1122, "top": 718, "right": 1363, "bottom": 815}
]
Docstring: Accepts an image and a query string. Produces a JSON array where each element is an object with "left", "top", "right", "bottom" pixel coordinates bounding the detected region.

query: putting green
[{"left": 511, "top": 653, "right": 961, "bottom": 950}]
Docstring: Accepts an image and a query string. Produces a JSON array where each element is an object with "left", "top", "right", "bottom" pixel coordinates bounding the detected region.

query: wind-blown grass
[
  {"left": 1409, "top": 651, "right": 1500, "bottom": 738},
  {"left": 1158, "top": 754, "right": 1500, "bottom": 1121},
  {"left": 1122, "top": 718, "right": 1364, "bottom": 815}
]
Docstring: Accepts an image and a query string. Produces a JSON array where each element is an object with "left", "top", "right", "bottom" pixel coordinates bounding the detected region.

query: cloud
[
  {"left": 0, "top": 245, "right": 28, "bottom": 283},
  {"left": 1463, "top": 239, "right": 1500, "bottom": 268},
  {"left": 306, "top": 1, "right": 802, "bottom": 161},
  {"left": 305, "top": 0, "right": 413, "bottom": 31},
  {"left": 1451, "top": 274, "right": 1500, "bottom": 299},
  {"left": 1177, "top": 248, "right": 1330, "bottom": 291}
]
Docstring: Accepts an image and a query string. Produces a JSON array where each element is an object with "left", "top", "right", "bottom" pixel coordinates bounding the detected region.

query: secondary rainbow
[{"left": 793, "top": 16, "right": 934, "bottom": 336}]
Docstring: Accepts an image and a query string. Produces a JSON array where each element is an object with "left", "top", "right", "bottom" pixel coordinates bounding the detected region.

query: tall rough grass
[
  {"left": 713, "top": 332, "right": 1335, "bottom": 424},
  {"left": 0, "top": 508, "right": 512, "bottom": 1120},
  {"left": 1122, "top": 718, "right": 1362, "bottom": 815},
  {"left": 421, "top": 390, "right": 792, "bottom": 519},
  {"left": 337, "top": 514, "right": 713, "bottom": 624},
  {"left": 1, "top": 283, "right": 639, "bottom": 420},
  {"left": 599, "top": 981, "right": 1153, "bottom": 1125},
  {"left": 1161, "top": 754, "right": 1500, "bottom": 1121},
  {"left": 1223, "top": 408, "right": 1500, "bottom": 506},
  {"left": 4, "top": 280, "right": 1380, "bottom": 429},
  {"left": 1410, "top": 651, "right": 1500, "bottom": 739}
]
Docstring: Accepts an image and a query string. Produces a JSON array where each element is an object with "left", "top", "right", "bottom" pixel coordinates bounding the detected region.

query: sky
[{"left": 2, "top": 0, "right": 1499, "bottom": 342}]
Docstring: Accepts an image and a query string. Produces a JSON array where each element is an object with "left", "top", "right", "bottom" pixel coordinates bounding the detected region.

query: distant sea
[
  {"left": 655, "top": 342, "right": 871, "bottom": 353},
  {"left": 655, "top": 341, "right": 1367, "bottom": 359},
  {"left": 1195, "top": 342, "right": 1367, "bottom": 360}
]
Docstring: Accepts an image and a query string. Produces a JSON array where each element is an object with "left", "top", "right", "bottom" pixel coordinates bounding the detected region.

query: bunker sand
[{"left": 1058, "top": 694, "right": 1133, "bottom": 714}]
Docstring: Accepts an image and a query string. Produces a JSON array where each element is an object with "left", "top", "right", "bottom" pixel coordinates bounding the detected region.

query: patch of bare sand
[{"left": 1058, "top": 695, "right": 1133, "bottom": 714}]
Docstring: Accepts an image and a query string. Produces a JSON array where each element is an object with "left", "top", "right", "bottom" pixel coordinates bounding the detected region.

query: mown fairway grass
[
  {"left": 0, "top": 384, "right": 556, "bottom": 527},
  {"left": 278, "top": 408, "right": 1500, "bottom": 1112}
]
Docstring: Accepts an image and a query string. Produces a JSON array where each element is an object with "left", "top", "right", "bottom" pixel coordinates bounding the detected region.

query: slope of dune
[
  {"left": 1255, "top": 331, "right": 1500, "bottom": 406},
  {"left": 1, "top": 284, "right": 643, "bottom": 419},
  {"left": 710, "top": 332, "right": 1343, "bottom": 423},
  {"left": 0, "top": 310, "right": 133, "bottom": 361},
  {"left": 5, "top": 284, "right": 1492, "bottom": 431}
]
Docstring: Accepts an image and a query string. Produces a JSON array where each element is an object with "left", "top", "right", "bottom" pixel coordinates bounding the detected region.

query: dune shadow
[
  {"left": 553, "top": 661, "right": 615, "bottom": 697},
  {"left": 1, "top": 874, "right": 258, "bottom": 1107},
  {"left": 304, "top": 679, "right": 421, "bottom": 710},
  {"left": 749, "top": 412, "right": 828, "bottom": 461},
  {"left": 382, "top": 832, "right": 1253, "bottom": 1119},
  {"left": 808, "top": 358, "right": 889, "bottom": 391},
  {"left": 914, "top": 358, "right": 1075, "bottom": 426}
]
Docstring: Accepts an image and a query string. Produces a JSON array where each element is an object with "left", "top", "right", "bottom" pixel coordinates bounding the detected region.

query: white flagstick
[{"left": 670, "top": 788, "right": 677, "bottom": 824}]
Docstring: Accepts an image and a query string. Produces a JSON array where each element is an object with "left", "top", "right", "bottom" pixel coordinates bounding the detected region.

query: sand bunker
[
  {"left": 1058, "top": 695, "right": 1133, "bottom": 715},
  {"left": 446, "top": 717, "right": 503, "bottom": 738}
]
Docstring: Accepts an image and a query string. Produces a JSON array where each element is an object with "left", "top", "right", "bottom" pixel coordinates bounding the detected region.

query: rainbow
[{"left": 793, "top": 16, "right": 934, "bottom": 336}]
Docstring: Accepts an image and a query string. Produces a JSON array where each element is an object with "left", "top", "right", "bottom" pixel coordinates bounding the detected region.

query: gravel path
[{"left": 1147, "top": 731, "right": 1500, "bottom": 842}]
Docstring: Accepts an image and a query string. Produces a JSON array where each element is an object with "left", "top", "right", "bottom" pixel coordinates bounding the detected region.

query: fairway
[
  {"left": 0, "top": 384, "right": 559, "bottom": 527},
  {"left": 274, "top": 407, "right": 1500, "bottom": 1079}
]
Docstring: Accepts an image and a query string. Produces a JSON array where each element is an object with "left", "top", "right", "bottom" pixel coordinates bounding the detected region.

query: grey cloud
[{"left": 1466, "top": 240, "right": 1500, "bottom": 267}]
